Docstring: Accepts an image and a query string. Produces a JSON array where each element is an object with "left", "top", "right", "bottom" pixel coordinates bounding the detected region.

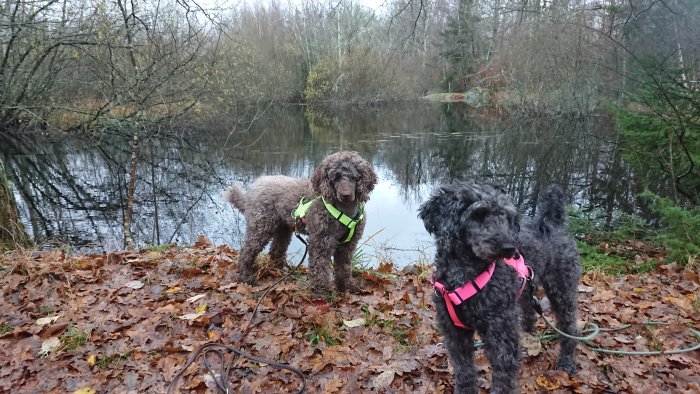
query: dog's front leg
[
  {"left": 307, "top": 235, "right": 335, "bottom": 298},
  {"left": 481, "top": 312, "right": 521, "bottom": 394},
  {"left": 434, "top": 300, "right": 479, "bottom": 394},
  {"left": 333, "top": 244, "right": 354, "bottom": 293}
]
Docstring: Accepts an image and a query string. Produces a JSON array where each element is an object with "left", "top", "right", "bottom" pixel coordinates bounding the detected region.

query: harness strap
[
  {"left": 291, "top": 196, "right": 319, "bottom": 223},
  {"left": 440, "top": 290, "right": 470, "bottom": 330},
  {"left": 290, "top": 196, "right": 364, "bottom": 244},
  {"left": 432, "top": 254, "right": 533, "bottom": 330},
  {"left": 502, "top": 254, "right": 530, "bottom": 298},
  {"left": 322, "top": 197, "right": 364, "bottom": 243},
  {"left": 432, "top": 262, "right": 496, "bottom": 330}
]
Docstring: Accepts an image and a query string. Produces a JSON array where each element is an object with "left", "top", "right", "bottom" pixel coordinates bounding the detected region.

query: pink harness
[{"left": 431, "top": 255, "right": 530, "bottom": 330}]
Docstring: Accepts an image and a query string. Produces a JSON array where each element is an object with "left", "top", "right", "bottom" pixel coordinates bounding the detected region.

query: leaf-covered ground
[{"left": 1, "top": 237, "right": 699, "bottom": 393}]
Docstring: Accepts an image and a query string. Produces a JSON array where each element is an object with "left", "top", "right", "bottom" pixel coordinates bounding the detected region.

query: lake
[{"left": 0, "top": 103, "right": 644, "bottom": 266}]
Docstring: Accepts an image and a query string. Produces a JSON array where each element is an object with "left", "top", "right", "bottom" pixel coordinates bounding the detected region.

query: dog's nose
[
  {"left": 341, "top": 192, "right": 353, "bottom": 201},
  {"left": 499, "top": 244, "right": 516, "bottom": 257}
]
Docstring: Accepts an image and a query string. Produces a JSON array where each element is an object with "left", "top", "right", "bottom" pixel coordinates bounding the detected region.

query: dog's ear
[
  {"left": 419, "top": 184, "right": 476, "bottom": 237},
  {"left": 418, "top": 189, "right": 448, "bottom": 236},
  {"left": 311, "top": 156, "right": 335, "bottom": 200},
  {"left": 356, "top": 156, "right": 378, "bottom": 202},
  {"left": 465, "top": 201, "right": 489, "bottom": 222},
  {"left": 420, "top": 182, "right": 492, "bottom": 238}
]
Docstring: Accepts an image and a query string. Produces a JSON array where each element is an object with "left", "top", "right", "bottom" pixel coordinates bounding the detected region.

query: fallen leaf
[
  {"left": 591, "top": 289, "right": 616, "bottom": 302},
  {"left": 36, "top": 314, "right": 62, "bottom": 326},
  {"left": 72, "top": 388, "right": 96, "bottom": 394},
  {"left": 194, "top": 235, "right": 211, "bottom": 248},
  {"left": 578, "top": 284, "right": 595, "bottom": 293},
  {"left": 682, "top": 270, "right": 699, "bottom": 284},
  {"left": 612, "top": 335, "right": 634, "bottom": 344},
  {"left": 39, "top": 337, "right": 61, "bottom": 357},
  {"left": 87, "top": 355, "right": 96, "bottom": 365},
  {"left": 371, "top": 370, "right": 395, "bottom": 389},
  {"left": 664, "top": 296, "right": 692, "bottom": 312},
  {"left": 165, "top": 286, "right": 182, "bottom": 294},
  {"left": 187, "top": 294, "right": 206, "bottom": 303},
  {"left": 321, "top": 375, "right": 344, "bottom": 393},
  {"left": 362, "top": 271, "right": 391, "bottom": 285},
  {"left": 536, "top": 373, "right": 561, "bottom": 390},
  {"left": 521, "top": 332, "right": 542, "bottom": 356},
  {"left": 378, "top": 262, "right": 394, "bottom": 273},
  {"left": 178, "top": 312, "right": 205, "bottom": 321},
  {"left": 343, "top": 318, "right": 366, "bottom": 328},
  {"left": 124, "top": 280, "right": 144, "bottom": 290}
]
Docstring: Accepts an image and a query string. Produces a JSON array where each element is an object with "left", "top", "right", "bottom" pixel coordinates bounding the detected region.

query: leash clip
[{"left": 431, "top": 276, "right": 446, "bottom": 296}]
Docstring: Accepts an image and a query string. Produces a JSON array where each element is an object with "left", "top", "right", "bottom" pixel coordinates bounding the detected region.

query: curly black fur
[{"left": 419, "top": 181, "right": 581, "bottom": 394}]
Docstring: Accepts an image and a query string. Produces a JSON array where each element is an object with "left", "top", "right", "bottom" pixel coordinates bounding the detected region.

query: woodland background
[{"left": 1, "top": 1, "right": 700, "bottom": 393}]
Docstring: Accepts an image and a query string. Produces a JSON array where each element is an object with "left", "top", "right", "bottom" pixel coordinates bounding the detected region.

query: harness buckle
[{"left": 431, "top": 276, "right": 446, "bottom": 296}]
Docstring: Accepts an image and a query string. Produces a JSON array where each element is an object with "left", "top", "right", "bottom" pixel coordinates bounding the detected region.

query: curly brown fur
[
  {"left": 419, "top": 181, "right": 581, "bottom": 394},
  {"left": 225, "top": 151, "right": 377, "bottom": 298}
]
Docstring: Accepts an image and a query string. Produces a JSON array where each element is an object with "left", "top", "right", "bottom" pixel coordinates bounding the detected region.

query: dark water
[{"left": 0, "top": 103, "right": 644, "bottom": 265}]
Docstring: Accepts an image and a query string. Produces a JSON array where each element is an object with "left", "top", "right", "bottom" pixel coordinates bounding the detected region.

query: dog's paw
[
  {"left": 309, "top": 286, "right": 337, "bottom": 301},
  {"left": 556, "top": 360, "right": 577, "bottom": 375},
  {"left": 345, "top": 278, "right": 369, "bottom": 294},
  {"left": 269, "top": 257, "right": 288, "bottom": 270},
  {"left": 236, "top": 270, "right": 258, "bottom": 285}
]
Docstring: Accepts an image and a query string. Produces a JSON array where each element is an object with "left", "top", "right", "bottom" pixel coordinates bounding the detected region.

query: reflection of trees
[
  {"left": 0, "top": 104, "right": 668, "bottom": 250},
  {"left": 373, "top": 104, "right": 648, "bottom": 219},
  {"left": 0, "top": 129, "right": 225, "bottom": 249}
]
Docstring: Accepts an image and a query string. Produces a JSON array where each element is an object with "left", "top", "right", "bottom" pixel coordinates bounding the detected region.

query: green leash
[
  {"left": 507, "top": 294, "right": 700, "bottom": 356},
  {"left": 538, "top": 315, "right": 700, "bottom": 356}
]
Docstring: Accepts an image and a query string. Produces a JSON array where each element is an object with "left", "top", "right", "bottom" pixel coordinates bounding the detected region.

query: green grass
[
  {"left": 142, "top": 244, "right": 176, "bottom": 252},
  {"left": 578, "top": 242, "right": 634, "bottom": 275},
  {"left": 304, "top": 323, "right": 343, "bottom": 346},
  {"left": 95, "top": 352, "right": 131, "bottom": 368},
  {"left": 38, "top": 305, "right": 54, "bottom": 315},
  {"left": 362, "top": 306, "right": 419, "bottom": 349},
  {"left": 60, "top": 324, "right": 90, "bottom": 351},
  {"left": 351, "top": 247, "right": 372, "bottom": 272},
  {"left": 0, "top": 322, "right": 12, "bottom": 335},
  {"left": 568, "top": 207, "right": 666, "bottom": 274}
]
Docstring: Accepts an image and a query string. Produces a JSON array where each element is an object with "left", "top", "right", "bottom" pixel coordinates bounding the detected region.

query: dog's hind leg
[
  {"left": 237, "top": 226, "right": 271, "bottom": 285},
  {"left": 269, "top": 225, "right": 293, "bottom": 269},
  {"left": 519, "top": 289, "right": 537, "bottom": 332},
  {"left": 543, "top": 271, "right": 580, "bottom": 374}
]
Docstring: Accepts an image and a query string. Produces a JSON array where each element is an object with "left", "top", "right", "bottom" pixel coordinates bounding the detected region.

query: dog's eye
[{"left": 469, "top": 205, "right": 489, "bottom": 221}]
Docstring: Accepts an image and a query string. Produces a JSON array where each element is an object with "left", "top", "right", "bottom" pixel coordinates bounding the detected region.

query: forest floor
[{"left": 1, "top": 236, "right": 699, "bottom": 393}]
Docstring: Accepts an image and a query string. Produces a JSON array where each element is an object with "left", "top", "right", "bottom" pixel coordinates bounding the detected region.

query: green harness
[{"left": 291, "top": 196, "right": 364, "bottom": 243}]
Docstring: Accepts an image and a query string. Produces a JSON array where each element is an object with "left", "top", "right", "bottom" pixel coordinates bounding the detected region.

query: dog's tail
[
  {"left": 224, "top": 186, "right": 247, "bottom": 213},
  {"left": 535, "top": 185, "right": 567, "bottom": 234}
]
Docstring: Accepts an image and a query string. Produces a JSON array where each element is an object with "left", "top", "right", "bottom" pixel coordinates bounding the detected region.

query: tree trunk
[
  {"left": 123, "top": 130, "right": 139, "bottom": 249},
  {"left": 0, "top": 159, "right": 29, "bottom": 250}
]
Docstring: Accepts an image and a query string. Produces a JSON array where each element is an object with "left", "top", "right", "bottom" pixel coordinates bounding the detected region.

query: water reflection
[{"left": 0, "top": 104, "right": 646, "bottom": 265}]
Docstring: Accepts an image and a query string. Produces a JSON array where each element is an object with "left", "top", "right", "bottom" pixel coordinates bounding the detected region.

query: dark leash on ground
[
  {"left": 524, "top": 280, "right": 700, "bottom": 356},
  {"left": 166, "top": 233, "right": 310, "bottom": 394}
]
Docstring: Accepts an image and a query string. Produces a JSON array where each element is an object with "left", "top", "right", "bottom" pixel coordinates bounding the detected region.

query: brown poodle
[{"left": 225, "top": 151, "right": 378, "bottom": 297}]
